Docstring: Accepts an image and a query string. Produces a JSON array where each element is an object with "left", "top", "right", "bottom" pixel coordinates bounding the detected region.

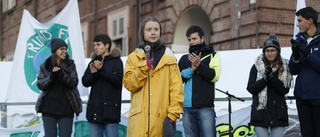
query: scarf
[{"left": 254, "top": 54, "right": 293, "bottom": 110}]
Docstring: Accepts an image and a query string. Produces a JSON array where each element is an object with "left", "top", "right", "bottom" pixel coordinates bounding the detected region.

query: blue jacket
[
  {"left": 178, "top": 44, "right": 221, "bottom": 108},
  {"left": 289, "top": 23, "right": 320, "bottom": 100}
]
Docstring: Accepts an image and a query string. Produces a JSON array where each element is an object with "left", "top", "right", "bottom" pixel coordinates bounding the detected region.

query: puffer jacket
[
  {"left": 82, "top": 48, "right": 123, "bottom": 123},
  {"left": 37, "top": 57, "right": 82, "bottom": 116},
  {"left": 123, "top": 41, "right": 184, "bottom": 137}
]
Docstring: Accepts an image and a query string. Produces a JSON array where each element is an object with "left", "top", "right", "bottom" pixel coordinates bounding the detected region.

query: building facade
[{"left": 1, "top": 0, "right": 320, "bottom": 61}]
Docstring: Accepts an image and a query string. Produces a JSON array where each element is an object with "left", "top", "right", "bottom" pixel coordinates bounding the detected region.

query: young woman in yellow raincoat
[{"left": 123, "top": 17, "right": 184, "bottom": 137}]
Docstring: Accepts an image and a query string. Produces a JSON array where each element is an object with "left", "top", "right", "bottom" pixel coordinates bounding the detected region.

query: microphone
[{"left": 144, "top": 45, "right": 151, "bottom": 60}]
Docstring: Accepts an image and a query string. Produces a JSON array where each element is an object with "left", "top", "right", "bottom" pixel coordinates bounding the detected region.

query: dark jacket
[
  {"left": 289, "top": 22, "right": 320, "bottom": 100},
  {"left": 178, "top": 44, "right": 221, "bottom": 108},
  {"left": 82, "top": 48, "right": 123, "bottom": 123},
  {"left": 37, "top": 57, "right": 82, "bottom": 116},
  {"left": 247, "top": 65, "right": 289, "bottom": 127}
]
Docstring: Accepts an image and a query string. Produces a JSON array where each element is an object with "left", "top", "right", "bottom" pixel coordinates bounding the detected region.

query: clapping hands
[
  {"left": 290, "top": 39, "right": 310, "bottom": 58},
  {"left": 188, "top": 52, "right": 201, "bottom": 72},
  {"left": 89, "top": 60, "right": 103, "bottom": 73},
  {"left": 263, "top": 67, "right": 274, "bottom": 82}
]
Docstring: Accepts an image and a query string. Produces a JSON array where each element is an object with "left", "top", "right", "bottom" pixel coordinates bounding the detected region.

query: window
[
  {"left": 108, "top": 6, "right": 129, "bottom": 56},
  {"left": 111, "top": 16, "right": 125, "bottom": 38},
  {"left": 119, "top": 18, "right": 124, "bottom": 35},
  {"left": 2, "top": 0, "right": 16, "bottom": 13},
  {"left": 113, "top": 20, "right": 118, "bottom": 37},
  {"left": 81, "top": 22, "right": 89, "bottom": 57}
]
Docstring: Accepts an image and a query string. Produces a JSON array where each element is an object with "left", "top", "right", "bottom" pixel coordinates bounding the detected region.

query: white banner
[{"left": 6, "top": 0, "right": 88, "bottom": 107}]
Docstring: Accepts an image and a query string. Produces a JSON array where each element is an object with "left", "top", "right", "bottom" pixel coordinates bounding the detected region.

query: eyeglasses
[{"left": 265, "top": 49, "right": 277, "bottom": 53}]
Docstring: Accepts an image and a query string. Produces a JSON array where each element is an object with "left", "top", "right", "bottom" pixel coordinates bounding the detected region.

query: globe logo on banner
[{"left": 24, "top": 23, "right": 73, "bottom": 93}]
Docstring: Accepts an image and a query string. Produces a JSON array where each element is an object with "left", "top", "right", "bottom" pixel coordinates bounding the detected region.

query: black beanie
[
  {"left": 262, "top": 33, "right": 280, "bottom": 53},
  {"left": 50, "top": 38, "right": 67, "bottom": 53}
]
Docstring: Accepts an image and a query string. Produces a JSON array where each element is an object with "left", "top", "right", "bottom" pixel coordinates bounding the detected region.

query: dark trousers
[
  {"left": 42, "top": 115, "right": 74, "bottom": 137},
  {"left": 296, "top": 98, "right": 320, "bottom": 137}
]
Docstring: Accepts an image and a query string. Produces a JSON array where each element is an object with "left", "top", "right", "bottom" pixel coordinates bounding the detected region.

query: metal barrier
[
  {"left": 0, "top": 96, "right": 295, "bottom": 128},
  {"left": 0, "top": 101, "right": 130, "bottom": 128}
]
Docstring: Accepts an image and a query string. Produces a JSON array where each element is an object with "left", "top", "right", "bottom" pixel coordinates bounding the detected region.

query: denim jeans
[
  {"left": 182, "top": 107, "right": 216, "bottom": 137},
  {"left": 90, "top": 122, "right": 119, "bottom": 137},
  {"left": 254, "top": 126, "right": 284, "bottom": 137}
]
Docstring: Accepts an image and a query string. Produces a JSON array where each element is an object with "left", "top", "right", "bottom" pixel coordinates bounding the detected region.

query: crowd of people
[{"left": 35, "top": 6, "right": 320, "bottom": 137}]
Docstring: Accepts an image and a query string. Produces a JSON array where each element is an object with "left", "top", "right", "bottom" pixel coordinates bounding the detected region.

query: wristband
[{"left": 168, "top": 119, "right": 175, "bottom": 123}]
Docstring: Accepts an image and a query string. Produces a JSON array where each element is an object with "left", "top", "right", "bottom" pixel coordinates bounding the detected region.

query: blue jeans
[
  {"left": 182, "top": 107, "right": 216, "bottom": 137},
  {"left": 90, "top": 122, "right": 119, "bottom": 137},
  {"left": 254, "top": 126, "right": 284, "bottom": 137}
]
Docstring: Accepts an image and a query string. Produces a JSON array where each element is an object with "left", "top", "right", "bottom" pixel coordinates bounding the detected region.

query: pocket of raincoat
[
  {"left": 156, "top": 108, "right": 166, "bottom": 119},
  {"left": 129, "top": 105, "right": 142, "bottom": 118}
]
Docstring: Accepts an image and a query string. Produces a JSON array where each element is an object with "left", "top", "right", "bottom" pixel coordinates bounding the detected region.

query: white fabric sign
[{"left": 6, "top": 0, "right": 88, "bottom": 108}]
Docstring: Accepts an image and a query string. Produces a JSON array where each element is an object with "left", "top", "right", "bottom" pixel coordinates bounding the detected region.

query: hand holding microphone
[{"left": 144, "top": 45, "right": 153, "bottom": 70}]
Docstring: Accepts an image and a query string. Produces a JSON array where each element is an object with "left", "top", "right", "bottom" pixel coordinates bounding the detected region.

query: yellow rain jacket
[{"left": 123, "top": 47, "right": 184, "bottom": 137}]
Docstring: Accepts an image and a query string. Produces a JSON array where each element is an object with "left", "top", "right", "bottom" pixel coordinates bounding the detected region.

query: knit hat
[
  {"left": 50, "top": 38, "right": 67, "bottom": 53},
  {"left": 262, "top": 33, "right": 280, "bottom": 53}
]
